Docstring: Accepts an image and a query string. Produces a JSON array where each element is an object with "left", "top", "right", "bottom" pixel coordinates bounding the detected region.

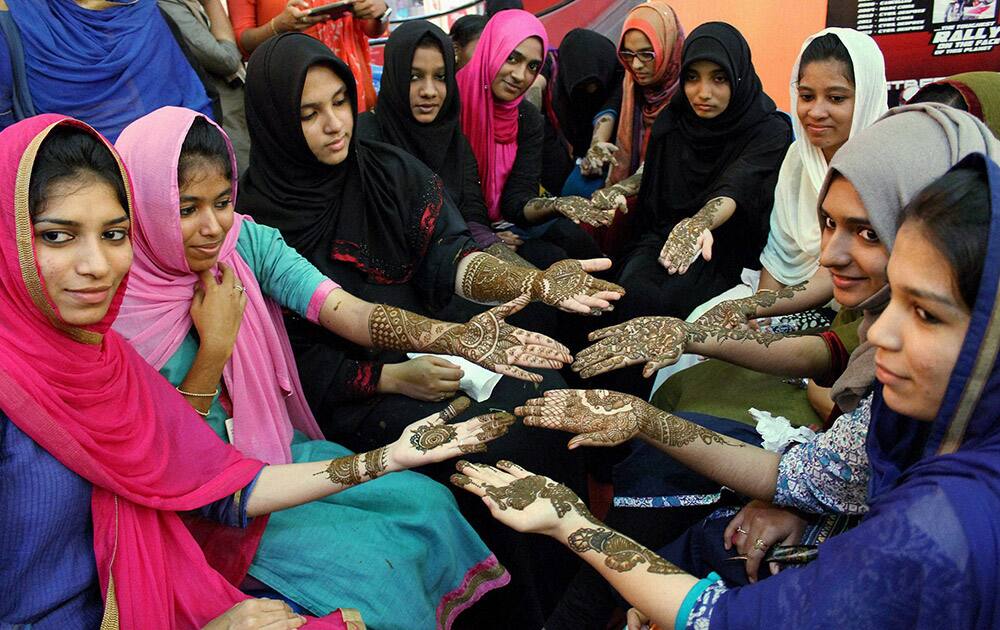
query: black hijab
[
  {"left": 637, "top": 22, "right": 791, "bottom": 265},
  {"left": 544, "top": 28, "right": 622, "bottom": 157},
  {"left": 239, "top": 33, "right": 445, "bottom": 284},
  {"left": 368, "top": 21, "right": 468, "bottom": 204}
]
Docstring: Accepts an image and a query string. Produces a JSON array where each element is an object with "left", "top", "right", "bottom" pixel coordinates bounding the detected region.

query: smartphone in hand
[{"left": 307, "top": 0, "right": 354, "bottom": 18}]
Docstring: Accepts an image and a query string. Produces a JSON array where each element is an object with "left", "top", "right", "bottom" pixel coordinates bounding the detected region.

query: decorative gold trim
[
  {"left": 938, "top": 285, "right": 1000, "bottom": 454},
  {"left": 0, "top": 1, "right": 8, "bottom": 12},
  {"left": 436, "top": 562, "right": 507, "bottom": 629},
  {"left": 14, "top": 120, "right": 134, "bottom": 345},
  {"left": 341, "top": 608, "right": 366, "bottom": 629},
  {"left": 100, "top": 496, "right": 121, "bottom": 629}
]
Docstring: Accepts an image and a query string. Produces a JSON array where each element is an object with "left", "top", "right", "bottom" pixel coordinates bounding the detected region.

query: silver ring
[
  {"left": 736, "top": 526, "right": 748, "bottom": 535},
  {"left": 234, "top": 284, "right": 245, "bottom": 294}
]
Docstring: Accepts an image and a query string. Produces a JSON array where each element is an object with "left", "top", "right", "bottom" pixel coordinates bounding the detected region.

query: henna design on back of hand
[{"left": 410, "top": 424, "right": 459, "bottom": 453}]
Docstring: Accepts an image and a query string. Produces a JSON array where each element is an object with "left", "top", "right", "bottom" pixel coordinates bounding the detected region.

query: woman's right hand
[
  {"left": 189, "top": 263, "right": 247, "bottom": 360},
  {"left": 272, "top": 0, "right": 328, "bottom": 34},
  {"left": 378, "top": 356, "right": 463, "bottom": 401},
  {"left": 724, "top": 500, "right": 807, "bottom": 583},
  {"left": 202, "top": 599, "right": 305, "bottom": 629},
  {"left": 495, "top": 230, "right": 524, "bottom": 250}
]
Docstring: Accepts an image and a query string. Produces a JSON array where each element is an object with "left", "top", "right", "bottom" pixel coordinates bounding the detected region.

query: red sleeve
[
  {"left": 227, "top": 0, "right": 259, "bottom": 58},
  {"left": 816, "top": 330, "right": 850, "bottom": 388}
]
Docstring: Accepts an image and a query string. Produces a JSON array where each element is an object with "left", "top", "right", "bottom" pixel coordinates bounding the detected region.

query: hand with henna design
[
  {"left": 516, "top": 389, "right": 747, "bottom": 451},
  {"left": 460, "top": 254, "right": 625, "bottom": 315},
  {"left": 516, "top": 389, "right": 653, "bottom": 449},
  {"left": 436, "top": 295, "right": 573, "bottom": 382},
  {"left": 369, "top": 296, "right": 572, "bottom": 383},
  {"left": 658, "top": 214, "right": 714, "bottom": 275},
  {"left": 389, "top": 397, "right": 516, "bottom": 469},
  {"left": 450, "top": 460, "right": 600, "bottom": 536},
  {"left": 574, "top": 316, "right": 694, "bottom": 378},
  {"left": 580, "top": 141, "right": 619, "bottom": 177},
  {"left": 548, "top": 196, "right": 616, "bottom": 227}
]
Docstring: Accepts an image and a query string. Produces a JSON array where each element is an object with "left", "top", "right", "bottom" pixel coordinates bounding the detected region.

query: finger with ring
[
  {"left": 753, "top": 538, "right": 768, "bottom": 551},
  {"left": 736, "top": 526, "right": 748, "bottom": 535}
]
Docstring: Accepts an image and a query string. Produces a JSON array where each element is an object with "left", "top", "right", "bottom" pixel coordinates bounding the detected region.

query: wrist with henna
[
  {"left": 368, "top": 304, "right": 463, "bottom": 353},
  {"left": 314, "top": 446, "right": 390, "bottom": 487},
  {"left": 698, "top": 283, "right": 808, "bottom": 327},
  {"left": 568, "top": 527, "right": 685, "bottom": 575},
  {"left": 639, "top": 409, "right": 747, "bottom": 449}
]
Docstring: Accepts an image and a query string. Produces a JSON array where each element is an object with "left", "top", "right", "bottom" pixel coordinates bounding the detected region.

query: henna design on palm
[
  {"left": 568, "top": 527, "right": 684, "bottom": 575},
  {"left": 575, "top": 316, "right": 692, "bottom": 378},
  {"left": 517, "top": 389, "right": 651, "bottom": 447},
  {"left": 410, "top": 423, "right": 459, "bottom": 453}
]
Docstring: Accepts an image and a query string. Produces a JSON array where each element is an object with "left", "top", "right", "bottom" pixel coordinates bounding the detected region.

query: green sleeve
[{"left": 235, "top": 219, "right": 337, "bottom": 318}]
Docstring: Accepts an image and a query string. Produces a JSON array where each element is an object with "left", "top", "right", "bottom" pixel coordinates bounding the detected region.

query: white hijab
[{"left": 759, "top": 28, "right": 887, "bottom": 286}]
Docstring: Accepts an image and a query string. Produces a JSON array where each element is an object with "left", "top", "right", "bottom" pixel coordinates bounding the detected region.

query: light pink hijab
[
  {"left": 114, "top": 106, "right": 326, "bottom": 465},
  {"left": 457, "top": 9, "right": 548, "bottom": 221}
]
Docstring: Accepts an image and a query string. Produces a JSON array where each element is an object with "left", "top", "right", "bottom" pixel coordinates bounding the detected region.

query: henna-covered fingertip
[{"left": 450, "top": 473, "right": 474, "bottom": 487}]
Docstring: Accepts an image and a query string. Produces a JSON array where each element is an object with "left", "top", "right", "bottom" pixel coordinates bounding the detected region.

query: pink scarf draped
[
  {"left": 113, "top": 107, "right": 325, "bottom": 466},
  {"left": 0, "top": 115, "right": 346, "bottom": 628},
  {"left": 457, "top": 10, "right": 548, "bottom": 222}
]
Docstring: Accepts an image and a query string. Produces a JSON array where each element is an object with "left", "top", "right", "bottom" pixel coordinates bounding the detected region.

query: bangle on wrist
[{"left": 176, "top": 386, "right": 220, "bottom": 398}]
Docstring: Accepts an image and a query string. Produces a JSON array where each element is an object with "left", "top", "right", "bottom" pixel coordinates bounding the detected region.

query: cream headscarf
[{"left": 759, "top": 28, "right": 887, "bottom": 286}]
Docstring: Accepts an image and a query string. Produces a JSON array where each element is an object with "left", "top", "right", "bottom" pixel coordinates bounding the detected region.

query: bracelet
[
  {"left": 176, "top": 386, "right": 220, "bottom": 398},
  {"left": 269, "top": 17, "right": 279, "bottom": 36}
]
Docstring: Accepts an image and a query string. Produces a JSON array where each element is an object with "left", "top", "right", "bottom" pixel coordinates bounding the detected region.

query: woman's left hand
[
  {"left": 581, "top": 142, "right": 619, "bottom": 177},
  {"left": 552, "top": 196, "right": 616, "bottom": 227},
  {"left": 450, "top": 460, "right": 595, "bottom": 536},
  {"left": 387, "top": 397, "right": 516, "bottom": 469},
  {"left": 516, "top": 389, "right": 651, "bottom": 448},
  {"left": 658, "top": 216, "right": 713, "bottom": 275},
  {"left": 439, "top": 294, "right": 573, "bottom": 382},
  {"left": 351, "top": 0, "right": 387, "bottom": 19},
  {"left": 533, "top": 258, "right": 626, "bottom": 314}
]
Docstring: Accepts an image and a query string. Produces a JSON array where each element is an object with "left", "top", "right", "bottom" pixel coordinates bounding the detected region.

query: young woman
[
  {"left": 456, "top": 10, "right": 605, "bottom": 269},
  {"left": 450, "top": 14, "right": 487, "bottom": 70},
  {"left": 0, "top": 115, "right": 502, "bottom": 629},
  {"left": 538, "top": 28, "right": 624, "bottom": 198},
  {"left": 538, "top": 103, "right": 999, "bottom": 629},
  {"left": 227, "top": 0, "right": 389, "bottom": 111},
  {"left": 111, "top": 106, "right": 540, "bottom": 628},
  {"left": 694, "top": 28, "right": 888, "bottom": 330},
  {"left": 357, "top": 21, "right": 532, "bottom": 265},
  {"left": 590, "top": 28, "right": 888, "bottom": 426},
  {"left": 454, "top": 152, "right": 1000, "bottom": 630},
  {"left": 0, "top": 0, "right": 212, "bottom": 141},
  {"left": 240, "top": 33, "right": 622, "bottom": 626},
  {"left": 583, "top": 0, "right": 684, "bottom": 256}
]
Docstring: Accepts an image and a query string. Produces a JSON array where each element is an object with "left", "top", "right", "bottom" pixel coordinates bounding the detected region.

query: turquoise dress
[{"left": 159, "top": 221, "right": 508, "bottom": 629}]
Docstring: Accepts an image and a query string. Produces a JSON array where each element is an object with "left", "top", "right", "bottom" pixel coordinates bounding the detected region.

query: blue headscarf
[
  {"left": 6, "top": 0, "right": 211, "bottom": 141},
  {"left": 706, "top": 133, "right": 1000, "bottom": 629}
]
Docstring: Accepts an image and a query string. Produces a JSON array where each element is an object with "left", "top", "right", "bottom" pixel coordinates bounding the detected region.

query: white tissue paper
[
  {"left": 749, "top": 408, "right": 817, "bottom": 453},
  {"left": 406, "top": 353, "right": 503, "bottom": 402}
]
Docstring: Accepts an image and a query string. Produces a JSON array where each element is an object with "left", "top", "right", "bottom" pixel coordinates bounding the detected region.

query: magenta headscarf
[
  {"left": 114, "top": 107, "right": 327, "bottom": 466},
  {"left": 457, "top": 9, "right": 548, "bottom": 221},
  {"left": 0, "top": 115, "right": 347, "bottom": 628}
]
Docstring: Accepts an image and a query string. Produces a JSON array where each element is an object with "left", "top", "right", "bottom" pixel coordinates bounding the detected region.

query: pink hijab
[
  {"left": 0, "top": 115, "right": 346, "bottom": 628},
  {"left": 114, "top": 106, "right": 326, "bottom": 466},
  {"left": 457, "top": 10, "right": 548, "bottom": 221}
]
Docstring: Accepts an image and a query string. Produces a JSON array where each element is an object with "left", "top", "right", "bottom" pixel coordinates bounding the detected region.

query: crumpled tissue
[{"left": 750, "top": 408, "right": 817, "bottom": 453}]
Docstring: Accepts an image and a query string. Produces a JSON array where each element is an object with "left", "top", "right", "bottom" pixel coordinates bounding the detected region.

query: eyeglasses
[{"left": 620, "top": 50, "right": 656, "bottom": 64}]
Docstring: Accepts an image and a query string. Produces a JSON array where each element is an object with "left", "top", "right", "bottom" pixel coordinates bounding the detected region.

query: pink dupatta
[
  {"left": 0, "top": 115, "right": 348, "bottom": 628},
  {"left": 457, "top": 10, "right": 548, "bottom": 222},
  {"left": 114, "top": 107, "right": 326, "bottom": 466}
]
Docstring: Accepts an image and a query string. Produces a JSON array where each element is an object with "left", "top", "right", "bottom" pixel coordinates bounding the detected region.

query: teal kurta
[{"left": 159, "top": 221, "right": 507, "bottom": 629}]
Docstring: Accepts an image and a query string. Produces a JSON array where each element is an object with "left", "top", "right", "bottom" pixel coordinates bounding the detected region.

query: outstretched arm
[
  {"left": 517, "top": 390, "right": 780, "bottom": 501},
  {"left": 451, "top": 461, "right": 698, "bottom": 629},
  {"left": 573, "top": 316, "right": 834, "bottom": 380},
  {"left": 247, "top": 398, "right": 513, "bottom": 516}
]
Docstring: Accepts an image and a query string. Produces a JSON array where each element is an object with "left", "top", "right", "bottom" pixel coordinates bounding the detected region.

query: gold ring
[{"left": 753, "top": 538, "right": 767, "bottom": 551}]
